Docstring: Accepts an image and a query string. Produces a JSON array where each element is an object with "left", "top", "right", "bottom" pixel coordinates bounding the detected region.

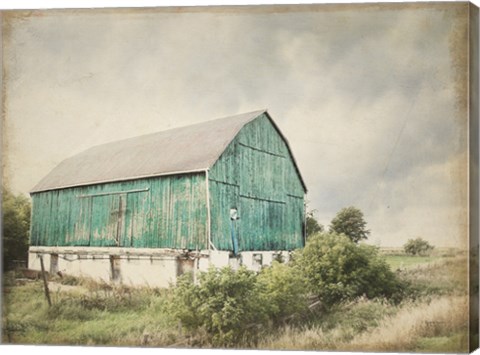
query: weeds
[
  {"left": 344, "top": 295, "right": 468, "bottom": 352},
  {"left": 399, "top": 256, "right": 468, "bottom": 299},
  {"left": 319, "top": 297, "right": 398, "bottom": 334}
]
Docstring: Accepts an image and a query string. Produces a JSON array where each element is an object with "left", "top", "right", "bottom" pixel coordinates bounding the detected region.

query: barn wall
[
  {"left": 208, "top": 113, "right": 305, "bottom": 251},
  {"left": 30, "top": 173, "right": 208, "bottom": 250}
]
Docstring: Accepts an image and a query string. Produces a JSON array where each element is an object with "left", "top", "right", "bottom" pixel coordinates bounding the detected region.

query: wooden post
[{"left": 39, "top": 255, "right": 52, "bottom": 307}]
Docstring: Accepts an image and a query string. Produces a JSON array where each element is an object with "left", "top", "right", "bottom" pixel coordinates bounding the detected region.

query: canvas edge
[{"left": 469, "top": 2, "right": 480, "bottom": 352}]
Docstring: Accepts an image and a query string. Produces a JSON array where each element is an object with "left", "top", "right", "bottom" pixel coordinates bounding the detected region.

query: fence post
[{"left": 39, "top": 255, "right": 52, "bottom": 307}]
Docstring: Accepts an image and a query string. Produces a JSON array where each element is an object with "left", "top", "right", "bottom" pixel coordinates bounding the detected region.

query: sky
[{"left": 2, "top": 2, "right": 474, "bottom": 248}]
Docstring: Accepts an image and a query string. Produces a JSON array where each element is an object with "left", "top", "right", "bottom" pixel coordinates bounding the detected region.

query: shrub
[
  {"left": 256, "top": 261, "right": 308, "bottom": 323},
  {"left": 168, "top": 266, "right": 267, "bottom": 347},
  {"left": 297, "top": 232, "right": 406, "bottom": 307}
]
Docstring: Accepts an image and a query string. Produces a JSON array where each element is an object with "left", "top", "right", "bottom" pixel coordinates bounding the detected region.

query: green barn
[{"left": 28, "top": 110, "right": 307, "bottom": 286}]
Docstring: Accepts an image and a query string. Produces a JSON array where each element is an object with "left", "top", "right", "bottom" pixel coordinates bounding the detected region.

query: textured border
[{"left": 469, "top": 2, "right": 479, "bottom": 352}]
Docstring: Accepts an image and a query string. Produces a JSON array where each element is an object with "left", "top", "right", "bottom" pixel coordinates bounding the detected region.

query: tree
[
  {"left": 296, "top": 232, "right": 405, "bottom": 307},
  {"left": 404, "top": 237, "right": 434, "bottom": 256},
  {"left": 329, "top": 206, "right": 370, "bottom": 243},
  {"left": 306, "top": 209, "right": 324, "bottom": 239},
  {"left": 2, "top": 188, "right": 31, "bottom": 270}
]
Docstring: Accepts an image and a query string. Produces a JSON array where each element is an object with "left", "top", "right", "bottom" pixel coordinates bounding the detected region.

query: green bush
[
  {"left": 168, "top": 266, "right": 267, "bottom": 347},
  {"left": 297, "top": 232, "right": 406, "bottom": 307},
  {"left": 257, "top": 261, "right": 308, "bottom": 323},
  {"left": 168, "top": 263, "right": 311, "bottom": 346}
]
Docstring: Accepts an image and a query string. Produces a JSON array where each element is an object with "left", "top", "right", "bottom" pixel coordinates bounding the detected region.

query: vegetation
[
  {"left": 2, "top": 188, "right": 31, "bottom": 271},
  {"left": 384, "top": 255, "right": 443, "bottom": 270},
  {"left": 168, "top": 266, "right": 265, "bottom": 347},
  {"left": 258, "top": 293, "right": 467, "bottom": 352},
  {"left": 256, "top": 260, "right": 308, "bottom": 323},
  {"left": 295, "top": 232, "right": 405, "bottom": 307},
  {"left": 306, "top": 209, "right": 324, "bottom": 239},
  {"left": 2, "top": 254, "right": 467, "bottom": 351},
  {"left": 167, "top": 261, "right": 309, "bottom": 347},
  {"left": 329, "top": 206, "right": 370, "bottom": 243},
  {"left": 2, "top": 205, "right": 468, "bottom": 352},
  {"left": 404, "top": 237, "right": 434, "bottom": 256}
]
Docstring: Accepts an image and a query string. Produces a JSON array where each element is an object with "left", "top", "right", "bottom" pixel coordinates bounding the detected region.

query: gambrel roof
[{"left": 31, "top": 110, "right": 306, "bottom": 193}]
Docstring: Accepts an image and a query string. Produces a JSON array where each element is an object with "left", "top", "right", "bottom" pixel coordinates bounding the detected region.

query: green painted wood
[
  {"left": 73, "top": 195, "right": 91, "bottom": 246},
  {"left": 209, "top": 113, "right": 305, "bottom": 251},
  {"left": 209, "top": 180, "right": 239, "bottom": 250},
  {"left": 30, "top": 173, "right": 207, "bottom": 250},
  {"left": 90, "top": 194, "right": 120, "bottom": 247},
  {"left": 30, "top": 113, "right": 304, "bottom": 253}
]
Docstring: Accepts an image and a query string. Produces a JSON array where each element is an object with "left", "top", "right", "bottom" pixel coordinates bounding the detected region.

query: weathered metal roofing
[{"left": 31, "top": 109, "right": 307, "bottom": 193}]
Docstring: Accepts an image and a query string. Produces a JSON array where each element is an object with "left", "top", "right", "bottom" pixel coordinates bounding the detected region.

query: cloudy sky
[{"left": 2, "top": 2, "right": 472, "bottom": 247}]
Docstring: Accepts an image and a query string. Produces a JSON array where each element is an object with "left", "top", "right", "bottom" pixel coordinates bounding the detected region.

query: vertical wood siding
[
  {"left": 209, "top": 113, "right": 305, "bottom": 251},
  {"left": 30, "top": 113, "right": 304, "bottom": 253},
  {"left": 30, "top": 173, "right": 207, "bottom": 250}
]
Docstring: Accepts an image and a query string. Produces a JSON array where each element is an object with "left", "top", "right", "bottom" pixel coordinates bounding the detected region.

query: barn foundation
[{"left": 28, "top": 246, "right": 291, "bottom": 287}]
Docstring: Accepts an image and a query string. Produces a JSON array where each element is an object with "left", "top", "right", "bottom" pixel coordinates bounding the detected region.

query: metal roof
[{"left": 31, "top": 109, "right": 307, "bottom": 193}]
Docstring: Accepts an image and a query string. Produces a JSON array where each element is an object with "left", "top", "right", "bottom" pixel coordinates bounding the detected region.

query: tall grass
[
  {"left": 258, "top": 255, "right": 469, "bottom": 352},
  {"left": 258, "top": 295, "right": 468, "bottom": 352},
  {"left": 258, "top": 297, "right": 399, "bottom": 350},
  {"left": 346, "top": 295, "right": 468, "bottom": 352}
]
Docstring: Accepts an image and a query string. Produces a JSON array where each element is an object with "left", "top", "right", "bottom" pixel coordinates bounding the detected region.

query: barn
[{"left": 28, "top": 110, "right": 307, "bottom": 286}]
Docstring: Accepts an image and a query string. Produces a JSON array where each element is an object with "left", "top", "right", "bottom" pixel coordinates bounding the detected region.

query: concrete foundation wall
[{"left": 28, "top": 247, "right": 292, "bottom": 288}]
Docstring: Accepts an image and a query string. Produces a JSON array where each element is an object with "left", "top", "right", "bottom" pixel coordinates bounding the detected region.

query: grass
[
  {"left": 257, "top": 295, "right": 468, "bottom": 352},
  {"left": 2, "top": 254, "right": 470, "bottom": 351},
  {"left": 384, "top": 255, "right": 444, "bottom": 270},
  {"left": 257, "top": 297, "right": 401, "bottom": 350},
  {"left": 2, "top": 278, "right": 181, "bottom": 346},
  {"left": 342, "top": 295, "right": 469, "bottom": 352},
  {"left": 258, "top": 255, "right": 469, "bottom": 352},
  {"left": 416, "top": 333, "right": 469, "bottom": 353}
]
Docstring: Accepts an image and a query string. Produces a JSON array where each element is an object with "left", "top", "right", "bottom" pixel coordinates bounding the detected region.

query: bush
[
  {"left": 168, "top": 263, "right": 311, "bottom": 346},
  {"left": 256, "top": 261, "right": 308, "bottom": 323},
  {"left": 168, "top": 267, "right": 267, "bottom": 347},
  {"left": 297, "top": 232, "right": 406, "bottom": 307}
]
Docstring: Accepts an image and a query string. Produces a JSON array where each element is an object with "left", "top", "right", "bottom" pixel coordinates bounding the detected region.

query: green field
[{"left": 384, "top": 255, "right": 445, "bottom": 270}]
